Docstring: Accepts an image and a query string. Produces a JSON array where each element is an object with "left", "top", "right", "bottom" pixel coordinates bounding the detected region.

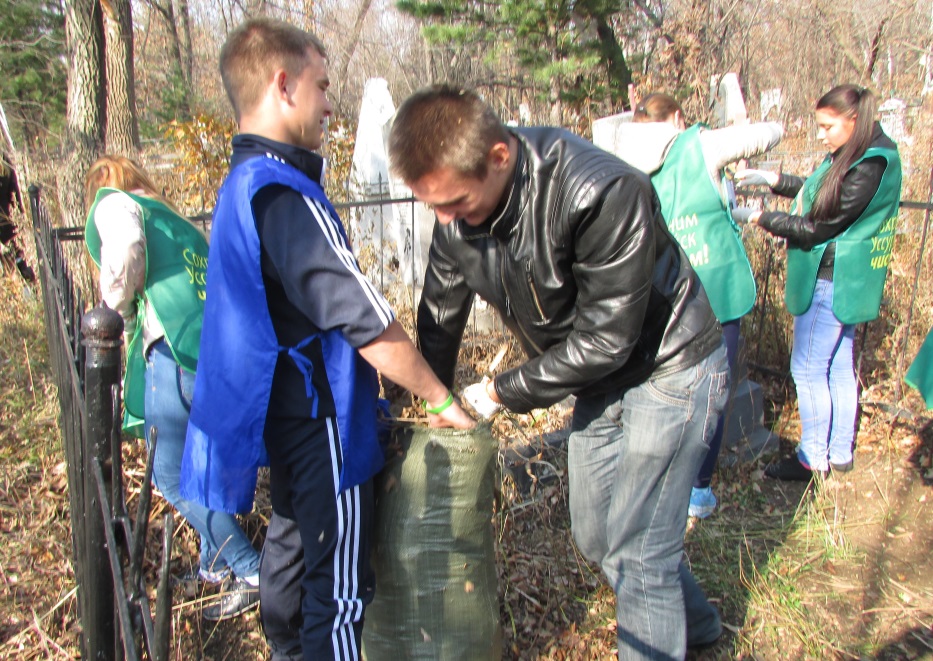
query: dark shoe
[
  {"left": 830, "top": 460, "right": 853, "bottom": 473},
  {"left": 764, "top": 457, "right": 819, "bottom": 482},
  {"left": 688, "top": 631, "right": 722, "bottom": 651},
  {"left": 15, "top": 257, "right": 35, "bottom": 282},
  {"left": 202, "top": 578, "right": 259, "bottom": 621}
]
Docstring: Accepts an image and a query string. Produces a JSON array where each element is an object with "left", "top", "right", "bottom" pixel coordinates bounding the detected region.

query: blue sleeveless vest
[{"left": 181, "top": 156, "right": 384, "bottom": 514}]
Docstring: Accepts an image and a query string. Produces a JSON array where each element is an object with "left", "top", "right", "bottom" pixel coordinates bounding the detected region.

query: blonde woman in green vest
[
  {"left": 84, "top": 156, "right": 261, "bottom": 620},
  {"left": 613, "top": 93, "right": 783, "bottom": 518},
  {"left": 736, "top": 85, "right": 902, "bottom": 481}
]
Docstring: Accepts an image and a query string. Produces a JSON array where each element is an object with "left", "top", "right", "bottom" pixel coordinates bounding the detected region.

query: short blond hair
[
  {"left": 219, "top": 18, "right": 327, "bottom": 119},
  {"left": 388, "top": 85, "right": 510, "bottom": 183}
]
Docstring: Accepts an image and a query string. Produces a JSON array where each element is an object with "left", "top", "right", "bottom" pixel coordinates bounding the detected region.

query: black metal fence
[{"left": 29, "top": 185, "right": 172, "bottom": 661}]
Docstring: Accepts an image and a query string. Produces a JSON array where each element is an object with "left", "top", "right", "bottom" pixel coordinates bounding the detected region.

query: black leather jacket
[{"left": 417, "top": 127, "right": 722, "bottom": 413}]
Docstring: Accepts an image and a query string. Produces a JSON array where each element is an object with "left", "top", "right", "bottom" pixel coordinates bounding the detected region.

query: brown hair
[
  {"left": 219, "top": 18, "right": 327, "bottom": 120},
  {"left": 388, "top": 85, "right": 510, "bottom": 183},
  {"left": 84, "top": 155, "right": 168, "bottom": 212},
  {"left": 632, "top": 93, "right": 683, "bottom": 124},
  {"left": 810, "top": 84, "right": 878, "bottom": 220}
]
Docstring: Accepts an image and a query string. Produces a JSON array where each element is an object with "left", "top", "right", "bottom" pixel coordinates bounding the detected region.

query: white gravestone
[
  {"left": 591, "top": 110, "right": 634, "bottom": 156},
  {"left": 349, "top": 78, "right": 415, "bottom": 288},
  {"left": 759, "top": 88, "right": 783, "bottom": 122},
  {"left": 710, "top": 73, "right": 747, "bottom": 127}
]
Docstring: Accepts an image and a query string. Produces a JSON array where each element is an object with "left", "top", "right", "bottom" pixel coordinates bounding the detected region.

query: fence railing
[{"left": 29, "top": 185, "right": 173, "bottom": 661}]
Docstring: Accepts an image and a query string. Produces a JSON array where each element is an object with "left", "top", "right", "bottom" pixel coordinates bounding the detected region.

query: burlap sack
[{"left": 363, "top": 423, "right": 502, "bottom": 661}]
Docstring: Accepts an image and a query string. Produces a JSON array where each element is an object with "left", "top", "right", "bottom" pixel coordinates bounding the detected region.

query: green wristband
[{"left": 422, "top": 391, "right": 454, "bottom": 415}]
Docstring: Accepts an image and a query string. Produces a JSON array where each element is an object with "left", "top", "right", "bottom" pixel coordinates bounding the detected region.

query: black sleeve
[
  {"left": 759, "top": 156, "right": 887, "bottom": 250},
  {"left": 770, "top": 173, "right": 805, "bottom": 199},
  {"left": 416, "top": 221, "right": 475, "bottom": 389},
  {"left": 253, "top": 185, "right": 393, "bottom": 348}
]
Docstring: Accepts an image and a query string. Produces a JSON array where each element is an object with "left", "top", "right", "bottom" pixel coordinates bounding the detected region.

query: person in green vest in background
[
  {"left": 612, "top": 93, "right": 783, "bottom": 518},
  {"left": 735, "top": 84, "right": 902, "bottom": 481},
  {"left": 84, "top": 155, "right": 262, "bottom": 620},
  {"left": 906, "top": 328, "right": 933, "bottom": 409}
]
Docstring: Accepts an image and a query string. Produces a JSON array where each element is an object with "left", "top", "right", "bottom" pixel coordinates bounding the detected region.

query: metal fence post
[{"left": 81, "top": 304, "right": 123, "bottom": 660}]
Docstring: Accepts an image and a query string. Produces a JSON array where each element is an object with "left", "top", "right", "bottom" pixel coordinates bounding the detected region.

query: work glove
[
  {"left": 462, "top": 378, "right": 503, "bottom": 420},
  {"left": 731, "top": 207, "right": 757, "bottom": 225},
  {"left": 734, "top": 169, "right": 779, "bottom": 188}
]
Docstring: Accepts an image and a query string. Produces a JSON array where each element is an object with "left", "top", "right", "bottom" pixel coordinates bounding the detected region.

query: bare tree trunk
[
  {"left": 865, "top": 17, "right": 888, "bottom": 83},
  {"left": 145, "top": 0, "right": 192, "bottom": 119},
  {"left": 337, "top": 0, "right": 373, "bottom": 83},
  {"left": 102, "top": 0, "right": 140, "bottom": 155},
  {"left": 594, "top": 15, "right": 631, "bottom": 109},
  {"left": 61, "top": 0, "right": 106, "bottom": 229},
  {"left": 177, "top": 0, "right": 194, "bottom": 87}
]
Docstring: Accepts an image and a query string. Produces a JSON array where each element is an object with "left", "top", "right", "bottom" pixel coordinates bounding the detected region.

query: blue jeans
[
  {"left": 569, "top": 342, "right": 729, "bottom": 660},
  {"left": 145, "top": 340, "right": 260, "bottom": 578},
  {"left": 695, "top": 318, "right": 741, "bottom": 489},
  {"left": 791, "top": 279, "right": 857, "bottom": 471}
]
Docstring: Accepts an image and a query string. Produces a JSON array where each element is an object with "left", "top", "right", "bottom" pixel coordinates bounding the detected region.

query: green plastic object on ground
[{"left": 363, "top": 423, "right": 503, "bottom": 660}]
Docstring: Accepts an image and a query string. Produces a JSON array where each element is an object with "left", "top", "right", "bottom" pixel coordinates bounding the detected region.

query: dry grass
[{"left": 0, "top": 276, "right": 82, "bottom": 659}]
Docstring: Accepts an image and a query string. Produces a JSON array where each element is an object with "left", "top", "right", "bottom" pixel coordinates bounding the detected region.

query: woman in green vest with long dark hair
[
  {"left": 84, "top": 155, "right": 261, "bottom": 620},
  {"left": 737, "top": 85, "right": 902, "bottom": 481},
  {"left": 613, "top": 93, "right": 783, "bottom": 518}
]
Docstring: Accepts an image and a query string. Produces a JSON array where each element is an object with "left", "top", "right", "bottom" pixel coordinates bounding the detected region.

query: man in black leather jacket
[{"left": 389, "top": 85, "right": 730, "bottom": 659}]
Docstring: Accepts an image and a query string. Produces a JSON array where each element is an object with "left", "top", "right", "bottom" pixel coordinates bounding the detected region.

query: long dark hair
[{"left": 810, "top": 84, "right": 877, "bottom": 220}]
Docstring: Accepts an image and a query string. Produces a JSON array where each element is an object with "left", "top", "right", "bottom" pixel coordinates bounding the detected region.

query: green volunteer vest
[
  {"left": 784, "top": 145, "right": 901, "bottom": 323},
  {"left": 651, "top": 125, "right": 756, "bottom": 322},
  {"left": 906, "top": 326, "right": 933, "bottom": 409},
  {"left": 85, "top": 188, "right": 208, "bottom": 435}
]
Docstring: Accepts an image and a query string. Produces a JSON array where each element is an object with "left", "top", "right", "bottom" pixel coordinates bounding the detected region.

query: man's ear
[
  {"left": 488, "top": 141, "right": 511, "bottom": 171},
  {"left": 272, "top": 68, "right": 290, "bottom": 101}
]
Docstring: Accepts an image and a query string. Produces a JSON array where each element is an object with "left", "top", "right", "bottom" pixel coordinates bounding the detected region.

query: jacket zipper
[
  {"left": 501, "top": 253, "right": 544, "bottom": 354},
  {"left": 525, "top": 260, "right": 546, "bottom": 321}
]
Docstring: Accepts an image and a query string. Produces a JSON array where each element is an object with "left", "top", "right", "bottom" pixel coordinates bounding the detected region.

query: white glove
[
  {"left": 731, "top": 207, "right": 756, "bottom": 224},
  {"left": 734, "top": 169, "right": 779, "bottom": 188},
  {"left": 462, "top": 378, "right": 503, "bottom": 420}
]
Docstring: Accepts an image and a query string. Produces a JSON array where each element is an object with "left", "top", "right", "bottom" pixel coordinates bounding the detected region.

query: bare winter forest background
[{"left": 3, "top": 0, "right": 932, "bottom": 225}]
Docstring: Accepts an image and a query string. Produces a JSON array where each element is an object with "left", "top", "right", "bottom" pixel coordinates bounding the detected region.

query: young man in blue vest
[
  {"left": 183, "top": 19, "right": 473, "bottom": 660},
  {"left": 389, "top": 85, "right": 729, "bottom": 661}
]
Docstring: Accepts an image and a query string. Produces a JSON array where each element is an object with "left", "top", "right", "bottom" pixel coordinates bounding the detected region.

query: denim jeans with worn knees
[
  {"left": 145, "top": 340, "right": 260, "bottom": 578},
  {"left": 569, "top": 341, "right": 729, "bottom": 660},
  {"left": 791, "top": 279, "right": 857, "bottom": 471}
]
